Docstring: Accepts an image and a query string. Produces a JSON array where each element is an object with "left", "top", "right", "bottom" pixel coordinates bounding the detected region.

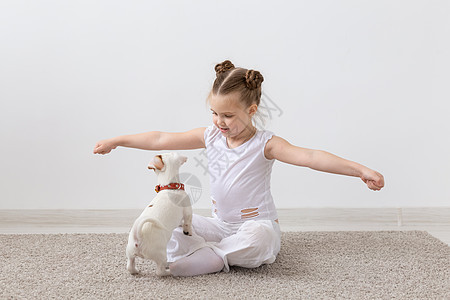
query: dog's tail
[{"left": 134, "top": 216, "right": 167, "bottom": 245}]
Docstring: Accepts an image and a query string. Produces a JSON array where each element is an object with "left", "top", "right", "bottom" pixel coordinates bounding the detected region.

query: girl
[{"left": 93, "top": 60, "right": 385, "bottom": 277}]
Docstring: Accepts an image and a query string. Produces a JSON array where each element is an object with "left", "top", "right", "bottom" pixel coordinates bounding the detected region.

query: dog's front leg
[{"left": 182, "top": 206, "right": 193, "bottom": 236}]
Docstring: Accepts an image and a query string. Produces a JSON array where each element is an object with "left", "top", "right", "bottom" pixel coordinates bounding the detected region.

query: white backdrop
[{"left": 1, "top": 1, "right": 449, "bottom": 209}]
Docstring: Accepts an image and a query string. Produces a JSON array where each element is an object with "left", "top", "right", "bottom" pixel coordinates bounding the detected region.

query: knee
[{"left": 239, "top": 221, "right": 280, "bottom": 254}]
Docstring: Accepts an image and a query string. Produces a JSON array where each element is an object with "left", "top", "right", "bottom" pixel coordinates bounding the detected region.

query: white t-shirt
[{"left": 203, "top": 125, "right": 278, "bottom": 224}]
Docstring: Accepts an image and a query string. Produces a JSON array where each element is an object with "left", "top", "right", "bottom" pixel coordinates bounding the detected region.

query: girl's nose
[{"left": 217, "top": 117, "right": 226, "bottom": 126}]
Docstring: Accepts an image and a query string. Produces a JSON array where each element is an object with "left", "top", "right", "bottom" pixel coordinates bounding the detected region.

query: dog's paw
[
  {"left": 127, "top": 264, "right": 139, "bottom": 275},
  {"left": 128, "top": 268, "right": 139, "bottom": 275},
  {"left": 183, "top": 231, "right": 192, "bottom": 236}
]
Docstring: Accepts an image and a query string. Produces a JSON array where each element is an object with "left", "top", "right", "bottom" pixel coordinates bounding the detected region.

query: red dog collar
[{"left": 155, "top": 183, "right": 185, "bottom": 193}]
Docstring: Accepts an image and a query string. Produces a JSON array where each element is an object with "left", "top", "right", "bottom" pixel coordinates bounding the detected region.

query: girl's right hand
[{"left": 93, "top": 139, "right": 117, "bottom": 155}]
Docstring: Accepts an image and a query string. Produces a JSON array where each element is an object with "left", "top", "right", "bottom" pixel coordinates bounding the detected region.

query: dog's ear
[
  {"left": 179, "top": 155, "right": 188, "bottom": 165},
  {"left": 148, "top": 155, "right": 164, "bottom": 171}
]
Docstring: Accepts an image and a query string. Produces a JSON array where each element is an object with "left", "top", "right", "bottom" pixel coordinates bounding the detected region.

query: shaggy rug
[{"left": 0, "top": 231, "right": 449, "bottom": 299}]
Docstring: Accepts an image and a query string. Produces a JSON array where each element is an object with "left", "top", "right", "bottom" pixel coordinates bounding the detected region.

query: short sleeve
[
  {"left": 260, "top": 130, "right": 275, "bottom": 161},
  {"left": 262, "top": 130, "right": 274, "bottom": 142},
  {"left": 204, "top": 125, "right": 221, "bottom": 148}
]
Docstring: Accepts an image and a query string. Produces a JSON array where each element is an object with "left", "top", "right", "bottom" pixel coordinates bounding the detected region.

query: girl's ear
[{"left": 248, "top": 104, "right": 258, "bottom": 116}]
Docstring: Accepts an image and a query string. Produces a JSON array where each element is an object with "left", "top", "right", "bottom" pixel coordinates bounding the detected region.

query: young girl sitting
[{"left": 93, "top": 60, "right": 385, "bottom": 277}]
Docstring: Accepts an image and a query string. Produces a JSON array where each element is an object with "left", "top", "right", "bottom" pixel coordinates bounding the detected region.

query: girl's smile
[{"left": 209, "top": 92, "right": 258, "bottom": 148}]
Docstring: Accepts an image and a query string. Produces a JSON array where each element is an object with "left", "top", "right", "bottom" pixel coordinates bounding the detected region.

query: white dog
[{"left": 126, "top": 152, "right": 193, "bottom": 276}]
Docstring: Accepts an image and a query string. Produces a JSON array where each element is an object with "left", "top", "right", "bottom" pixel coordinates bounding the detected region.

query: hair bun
[
  {"left": 245, "top": 69, "right": 264, "bottom": 90},
  {"left": 215, "top": 60, "right": 235, "bottom": 74}
]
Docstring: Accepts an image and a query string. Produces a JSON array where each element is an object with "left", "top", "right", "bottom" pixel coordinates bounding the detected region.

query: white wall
[{"left": 1, "top": 0, "right": 449, "bottom": 209}]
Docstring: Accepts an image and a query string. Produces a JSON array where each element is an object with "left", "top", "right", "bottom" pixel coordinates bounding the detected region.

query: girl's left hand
[{"left": 360, "top": 169, "right": 385, "bottom": 191}]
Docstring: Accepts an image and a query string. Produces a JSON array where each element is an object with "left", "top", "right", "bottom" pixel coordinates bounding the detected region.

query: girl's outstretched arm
[
  {"left": 93, "top": 127, "right": 207, "bottom": 154},
  {"left": 265, "top": 136, "right": 385, "bottom": 191}
]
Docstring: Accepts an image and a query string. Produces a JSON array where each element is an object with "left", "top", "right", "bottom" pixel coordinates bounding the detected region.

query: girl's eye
[{"left": 211, "top": 111, "right": 233, "bottom": 118}]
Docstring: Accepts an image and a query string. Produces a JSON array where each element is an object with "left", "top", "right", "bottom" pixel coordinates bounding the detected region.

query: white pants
[{"left": 167, "top": 214, "right": 281, "bottom": 272}]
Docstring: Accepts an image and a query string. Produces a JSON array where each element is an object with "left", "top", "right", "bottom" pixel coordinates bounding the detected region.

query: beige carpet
[{"left": 1, "top": 231, "right": 449, "bottom": 299}]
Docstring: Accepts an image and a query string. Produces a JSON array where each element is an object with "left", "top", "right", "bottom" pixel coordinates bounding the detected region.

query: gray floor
[{"left": 1, "top": 208, "right": 449, "bottom": 245}]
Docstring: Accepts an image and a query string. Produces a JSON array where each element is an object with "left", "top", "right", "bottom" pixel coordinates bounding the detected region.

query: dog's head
[{"left": 147, "top": 152, "right": 188, "bottom": 174}]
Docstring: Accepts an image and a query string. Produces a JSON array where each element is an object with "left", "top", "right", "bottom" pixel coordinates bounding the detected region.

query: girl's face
[{"left": 209, "top": 92, "right": 257, "bottom": 139}]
